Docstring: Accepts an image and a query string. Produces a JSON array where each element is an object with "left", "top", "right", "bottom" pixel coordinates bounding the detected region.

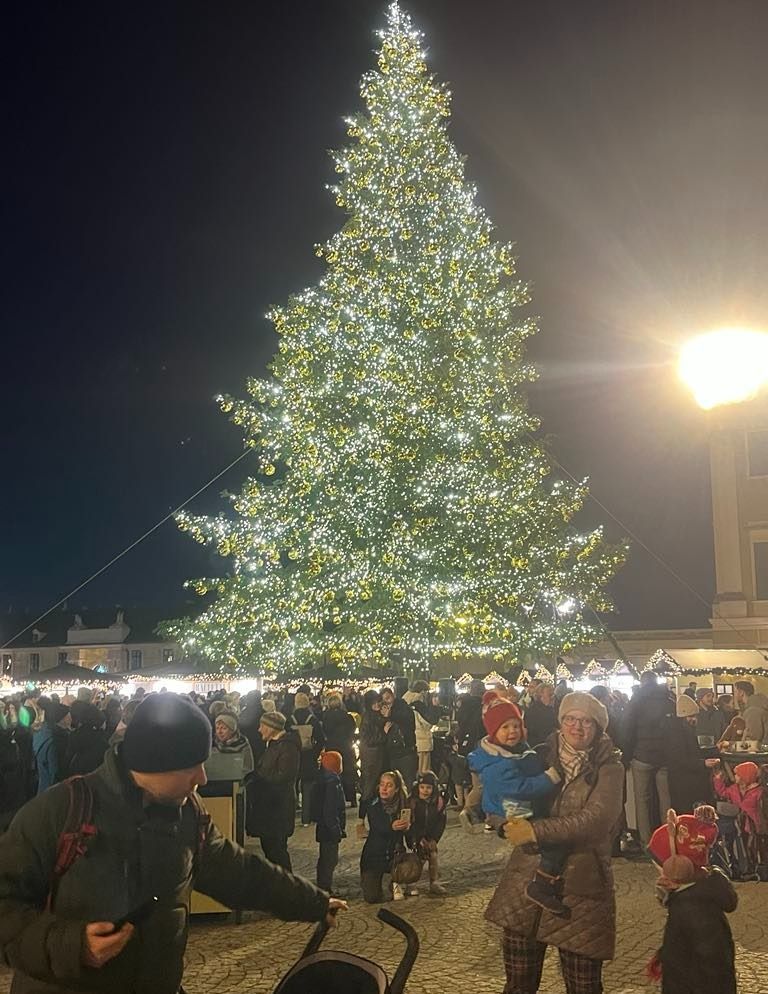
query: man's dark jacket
[
  {"left": 246, "top": 732, "right": 301, "bottom": 839},
  {"left": 620, "top": 683, "right": 676, "bottom": 766},
  {"left": 0, "top": 744, "right": 328, "bottom": 994}
]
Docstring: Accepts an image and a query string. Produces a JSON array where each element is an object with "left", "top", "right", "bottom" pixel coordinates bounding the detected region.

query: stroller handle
[
  {"left": 300, "top": 917, "right": 332, "bottom": 959},
  {"left": 300, "top": 907, "right": 420, "bottom": 993},
  {"left": 377, "top": 908, "right": 420, "bottom": 994}
]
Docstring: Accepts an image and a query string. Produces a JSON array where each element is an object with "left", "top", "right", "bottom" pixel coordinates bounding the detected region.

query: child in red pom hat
[
  {"left": 648, "top": 807, "right": 719, "bottom": 870},
  {"left": 647, "top": 823, "right": 738, "bottom": 994},
  {"left": 468, "top": 691, "right": 571, "bottom": 917}
]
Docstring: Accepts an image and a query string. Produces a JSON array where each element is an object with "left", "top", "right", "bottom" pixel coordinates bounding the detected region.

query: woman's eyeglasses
[{"left": 561, "top": 716, "right": 595, "bottom": 729}]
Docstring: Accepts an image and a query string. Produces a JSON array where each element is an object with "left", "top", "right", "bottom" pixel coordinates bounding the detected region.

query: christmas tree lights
[{"left": 166, "top": 3, "right": 626, "bottom": 676}]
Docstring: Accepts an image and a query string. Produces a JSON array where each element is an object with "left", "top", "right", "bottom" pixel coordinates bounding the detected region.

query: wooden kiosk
[{"left": 191, "top": 751, "right": 246, "bottom": 919}]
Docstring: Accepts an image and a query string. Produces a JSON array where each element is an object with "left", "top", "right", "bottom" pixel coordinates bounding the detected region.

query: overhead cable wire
[{"left": 1, "top": 448, "right": 253, "bottom": 651}]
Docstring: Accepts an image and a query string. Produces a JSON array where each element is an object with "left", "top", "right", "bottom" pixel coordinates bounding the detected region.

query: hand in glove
[{"left": 503, "top": 817, "right": 537, "bottom": 847}]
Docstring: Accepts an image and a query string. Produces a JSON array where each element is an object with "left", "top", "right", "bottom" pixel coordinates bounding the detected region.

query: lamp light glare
[{"left": 679, "top": 328, "right": 768, "bottom": 410}]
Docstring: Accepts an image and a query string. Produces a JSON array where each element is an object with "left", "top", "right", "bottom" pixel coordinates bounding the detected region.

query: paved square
[{"left": 1, "top": 809, "right": 765, "bottom": 992}]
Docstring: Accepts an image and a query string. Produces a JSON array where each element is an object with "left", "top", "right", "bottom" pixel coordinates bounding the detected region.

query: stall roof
[{"left": 666, "top": 648, "right": 768, "bottom": 673}]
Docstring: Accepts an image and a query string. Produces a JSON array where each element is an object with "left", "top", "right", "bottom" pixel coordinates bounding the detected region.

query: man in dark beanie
[
  {"left": 246, "top": 710, "right": 301, "bottom": 871},
  {"left": 0, "top": 693, "right": 345, "bottom": 994}
]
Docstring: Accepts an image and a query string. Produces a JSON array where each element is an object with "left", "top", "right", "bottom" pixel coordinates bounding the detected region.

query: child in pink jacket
[{"left": 712, "top": 760, "right": 767, "bottom": 868}]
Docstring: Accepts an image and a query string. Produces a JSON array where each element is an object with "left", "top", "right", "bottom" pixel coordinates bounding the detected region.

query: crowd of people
[{"left": 0, "top": 671, "right": 766, "bottom": 993}]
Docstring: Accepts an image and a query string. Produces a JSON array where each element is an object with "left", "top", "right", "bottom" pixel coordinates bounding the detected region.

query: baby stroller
[
  {"left": 713, "top": 800, "right": 755, "bottom": 880},
  {"left": 273, "top": 908, "right": 419, "bottom": 994}
]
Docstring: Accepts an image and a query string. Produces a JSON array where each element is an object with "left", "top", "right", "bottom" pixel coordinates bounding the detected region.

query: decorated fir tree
[{"left": 169, "top": 3, "right": 625, "bottom": 675}]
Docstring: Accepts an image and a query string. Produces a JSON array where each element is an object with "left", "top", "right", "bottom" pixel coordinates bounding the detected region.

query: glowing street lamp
[{"left": 678, "top": 328, "right": 768, "bottom": 410}]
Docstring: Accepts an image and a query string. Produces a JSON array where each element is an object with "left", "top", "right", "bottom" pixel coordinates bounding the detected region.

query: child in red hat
[
  {"left": 468, "top": 692, "right": 570, "bottom": 916},
  {"left": 647, "top": 807, "right": 719, "bottom": 870},
  {"left": 712, "top": 759, "right": 768, "bottom": 870},
  {"left": 309, "top": 750, "right": 347, "bottom": 895},
  {"left": 647, "top": 834, "right": 738, "bottom": 994}
]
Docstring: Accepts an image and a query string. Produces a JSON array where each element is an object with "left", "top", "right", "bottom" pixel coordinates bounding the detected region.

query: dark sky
[{"left": 4, "top": 0, "right": 768, "bottom": 632}]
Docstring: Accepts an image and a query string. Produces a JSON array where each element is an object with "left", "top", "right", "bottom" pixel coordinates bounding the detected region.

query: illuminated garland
[{"left": 165, "top": 2, "right": 625, "bottom": 676}]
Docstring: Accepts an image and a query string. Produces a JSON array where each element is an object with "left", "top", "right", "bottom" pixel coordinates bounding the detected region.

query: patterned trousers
[{"left": 502, "top": 930, "right": 604, "bottom": 994}]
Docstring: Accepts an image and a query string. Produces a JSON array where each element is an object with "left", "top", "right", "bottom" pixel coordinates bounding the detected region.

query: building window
[
  {"left": 130, "top": 650, "right": 143, "bottom": 671},
  {"left": 754, "top": 541, "right": 768, "bottom": 600},
  {"left": 715, "top": 683, "right": 734, "bottom": 696},
  {"left": 2, "top": 655, "right": 12, "bottom": 677},
  {"left": 29, "top": 653, "right": 40, "bottom": 674},
  {"left": 162, "top": 649, "right": 174, "bottom": 665},
  {"left": 58, "top": 651, "right": 67, "bottom": 665},
  {"left": 747, "top": 431, "right": 768, "bottom": 477}
]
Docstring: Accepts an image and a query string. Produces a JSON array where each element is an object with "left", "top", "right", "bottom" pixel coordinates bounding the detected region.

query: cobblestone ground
[{"left": 1, "top": 809, "right": 766, "bottom": 992}]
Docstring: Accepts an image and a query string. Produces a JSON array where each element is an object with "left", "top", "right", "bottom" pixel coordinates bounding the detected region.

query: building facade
[
  {"left": 1, "top": 608, "right": 183, "bottom": 682},
  {"left": 710, "top": 394, "right": 768, "bottom": 648}
]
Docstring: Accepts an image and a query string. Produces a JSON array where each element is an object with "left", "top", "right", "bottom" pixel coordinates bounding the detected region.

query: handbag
[{"left": 391, "top": 847, "right": 423, "bottom": 885}]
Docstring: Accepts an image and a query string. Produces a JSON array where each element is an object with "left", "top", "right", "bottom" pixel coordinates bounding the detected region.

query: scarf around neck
[{"left": 558, "top": 734, "right": 590, "bottom": 783}]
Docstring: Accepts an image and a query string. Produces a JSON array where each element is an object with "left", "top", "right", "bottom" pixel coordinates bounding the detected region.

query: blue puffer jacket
[{"left": 468, "top": 736, "right": 557, "bottom": 818}]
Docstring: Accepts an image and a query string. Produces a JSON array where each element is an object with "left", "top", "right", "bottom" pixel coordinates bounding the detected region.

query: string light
[{"left": 164, "top": 2, "right": 625, "bottom": 675}]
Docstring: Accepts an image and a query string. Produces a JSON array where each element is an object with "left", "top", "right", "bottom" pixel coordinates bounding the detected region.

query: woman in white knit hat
[{"left": 486, "top": 691, "right": 623, "bottom": 994}]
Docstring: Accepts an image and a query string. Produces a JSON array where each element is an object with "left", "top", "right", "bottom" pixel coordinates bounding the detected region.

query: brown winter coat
[{"left": 485, "top": 732, "right": 624, "bottom": 962}]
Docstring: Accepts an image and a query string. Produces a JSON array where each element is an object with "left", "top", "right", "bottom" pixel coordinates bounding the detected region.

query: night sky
[{"left": 5, "top": 0, "right": 768, "bottom": 633}]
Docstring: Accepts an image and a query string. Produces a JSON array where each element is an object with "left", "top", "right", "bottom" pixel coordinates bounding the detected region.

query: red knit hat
[
  {"left": 320, "top": 750, "right": 343, "bottom": 775},
  {"left": 648, "top": 812, "right": 718, "bottom": 869},
  {"left": 734, "top": 761, "right": 760, "bottom": 785},
  {"left": 482, "top": 691, "right": 525, "bottom": 742}
]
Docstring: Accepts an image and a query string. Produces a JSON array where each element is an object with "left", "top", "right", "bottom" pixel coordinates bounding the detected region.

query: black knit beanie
[{"left": 122, "top": 693, "right": 211, "bottom": 773}]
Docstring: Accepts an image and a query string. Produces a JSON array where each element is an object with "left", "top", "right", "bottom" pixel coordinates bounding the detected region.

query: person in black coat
[
  {"left": 655, "top": 858, "right": 737, "bottom": 994},
  {"left": 358, "top": 691, "right": 387, "bottom": 826},
  {"left": 246, "top": 711, "right": 301, "bottom": 871},
  {"left": 0, "top": 724, "right": 26, "bottom": 831},
  {"left": 457, "top": 682, "right": 485, "bottom": 754},
  {"left": 321, "top": 694, "right": 357, "bottom": 805},
  {"left": 238, "top": 690, "right": 264, "bottom": 756},
  {"left": 381, "top": 687, "right": 417, "bottom": 786},
  {"left": 663, "top": 696, "right": 713, "bottom": 814},
  {"left": 310, "top": 751, "right": 347, "bottom": 894},
  {"left": 360, "top": 770, "right": 409, "bottom": 903},
  {"left": 621, "top": 672, "right": 676, "bottom": 844},
  {"left": 293, "top": 692, "right": 326, "bottom": 826},
  {"left": 523, "top": 684, "right": 559, "bottom": 747},
  {"left": 65, "top": 703, "right": 110, "bottom": 777},
  {"left": 406, "top": 771, "right": 447, "bottom": 895}
]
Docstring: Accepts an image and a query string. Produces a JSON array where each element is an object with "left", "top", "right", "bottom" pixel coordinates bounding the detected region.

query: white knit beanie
[{"left": 558, "top": 691, "right": 609, "bottom": 732}]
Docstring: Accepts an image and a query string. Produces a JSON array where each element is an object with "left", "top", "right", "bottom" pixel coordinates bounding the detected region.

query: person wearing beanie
[
  {"left": 213, "top": 710, "right": 254, "bottom": 775},
  {"left": 651, "top": 841, "right": 737, "bottom": 994},
  {"left": 32, "top": 702, "right": 71, "bottom": 794},
  {"left": 661, "top": 693, "right": 713, "bottom": 816},
  {"left": 695, "top": 687, "right": 729, "bottom": 743},
  {"left": 711, "top": 758, "right": 767, "bottom": 872},
  {"left": 208, "top": 700, "right": 229, "bottom": 724},
  {"left": 245, "top": 709, "right": 302, "bottom": 871},
  {"left": 309, "top": 750, "right": 346, "bottom": 894},
  {"left": 64, "top": 703, "right": 110, "bottom": 778},
  {"left": 293, "top": 690, "right": 326, "bottom": 827},
  {"left": 487, "top": 692, "right": 625, "bottom": 992},
  {"left": 0, "top": 692, "right": 346, "bottom": 994},
  {"left": 405, "top": 771, "right": 447, "bottom": 896},
  {"left": 467, "top": 692, "right": 573, "bottom": 916},
  {"left": 647, "top": 809, "right": 719, "bottom": 871}
]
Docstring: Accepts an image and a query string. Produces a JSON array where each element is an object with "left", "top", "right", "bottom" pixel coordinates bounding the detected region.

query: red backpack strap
[{"left": 46, "top": 775, "right": 97, "bottom": 911}]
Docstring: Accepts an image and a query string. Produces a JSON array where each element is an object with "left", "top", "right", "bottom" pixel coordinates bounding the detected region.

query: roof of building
[{"left": 0, "top": 604, "right": 204, "bottom": 650}]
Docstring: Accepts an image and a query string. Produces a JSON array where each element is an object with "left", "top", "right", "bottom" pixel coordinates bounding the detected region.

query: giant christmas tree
[{"left": 170, "top": 3, "right": 626, "bottom": 675}]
